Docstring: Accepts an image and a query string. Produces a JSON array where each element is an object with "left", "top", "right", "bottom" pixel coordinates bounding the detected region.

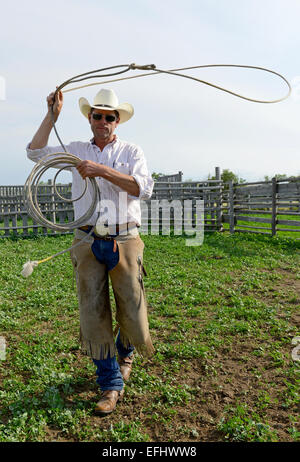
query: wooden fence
[
  {"left": 222, "top": 177, "right": 300, "bottom": 238},
  {"left": 155, "top": 171, "right": 183, "bottom": 182},
  {"left": 0, "top": 181, "right": 73, "bottom": 237},
  {"left": 1, "top": 173, "right": 300, "bottom": 239}
]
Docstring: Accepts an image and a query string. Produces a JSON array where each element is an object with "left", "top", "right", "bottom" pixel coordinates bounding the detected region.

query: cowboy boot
[
  {"left": 118, "top": 354, "right": 134, "bottom": 381},
  {"left": 94, "top": 389, "right": 124, "bottom": 416}
]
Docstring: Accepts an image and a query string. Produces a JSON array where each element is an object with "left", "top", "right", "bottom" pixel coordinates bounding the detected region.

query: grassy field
[{"left": 0, "top": 231, "right": 299, "bottom": 442}]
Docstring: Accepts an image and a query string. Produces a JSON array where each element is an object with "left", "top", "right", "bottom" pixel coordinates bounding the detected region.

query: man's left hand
[
  {"left": 76, "top": 159, "right": 140, "bottom": 197},
  {"left": 76, "top": 160, "right": 105, "bottom": 179}
]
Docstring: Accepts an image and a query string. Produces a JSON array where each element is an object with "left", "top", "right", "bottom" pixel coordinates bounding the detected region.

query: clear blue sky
[{"left": 0, "top": 0, "right": 299, "bottom": 185}]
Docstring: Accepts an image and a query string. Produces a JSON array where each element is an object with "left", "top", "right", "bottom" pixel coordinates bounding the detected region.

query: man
[{"left": 26, "top": 88, "right": 155, "bottom": 415}]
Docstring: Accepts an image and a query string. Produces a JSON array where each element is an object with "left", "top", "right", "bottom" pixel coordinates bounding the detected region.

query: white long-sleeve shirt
[{"left": 26, "top": 136, "right": 154, "bottom": 226}]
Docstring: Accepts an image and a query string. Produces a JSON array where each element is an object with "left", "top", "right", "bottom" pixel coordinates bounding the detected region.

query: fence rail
[{"left": 1, "top": 172, "right": 300, "bottom": 239}]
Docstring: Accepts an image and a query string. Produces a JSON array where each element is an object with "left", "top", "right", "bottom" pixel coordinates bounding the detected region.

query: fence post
[
  {"left": 11, "top": 203, "right": 17, "bottom": 236},
  {"left": 215, "top": 166, "right": 222, "bottom": 231},
  {"left": 229, "top": 181, "right": 235, "bottom": 234},
  {"left": 4, "top": 205, "right": 10, "bottom": 237},
  {"left": 48, "top": 179, "right": 56, "bottom": 233},
  {"left": 271, "top": 177, "right": 277, "bottom": 236}
]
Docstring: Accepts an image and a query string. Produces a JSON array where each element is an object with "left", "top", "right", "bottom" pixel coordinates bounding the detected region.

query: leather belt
[{"left": 79, "top": 222, "right": 137, "bottom": 239}]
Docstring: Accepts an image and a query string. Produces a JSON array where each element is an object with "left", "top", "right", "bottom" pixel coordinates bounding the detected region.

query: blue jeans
[
  {"left": 82, "top": 229, "right": 135, "bottom": 390},
  {"left": 91, "top": 237, "right": 119, "bottom": 271},
  {"left": 93, "top": 330, "right": 135, "bottom": 391}
]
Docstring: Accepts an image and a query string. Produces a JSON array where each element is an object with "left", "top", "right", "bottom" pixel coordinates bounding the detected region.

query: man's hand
[
  {"left": 29, "top": 89, "right": 63, "bottom": 150},
  {"left": 76, "top": 160, "right": 140, "bottom": 197},
  {"left": 47, "top": 89, "right": 63, "bottom": 121},
  {"left": 76, "top": 160, "right": 103, "bottom": 179}
]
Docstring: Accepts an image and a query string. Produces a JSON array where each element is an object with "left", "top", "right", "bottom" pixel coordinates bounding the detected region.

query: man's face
[{"left": 88, "top": 108, "right": 120, "bottom": 142}]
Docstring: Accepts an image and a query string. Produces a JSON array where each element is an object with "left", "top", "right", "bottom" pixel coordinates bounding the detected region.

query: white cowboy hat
[{"left": 78, "top": 89, "right": 134, "bottom": 124}]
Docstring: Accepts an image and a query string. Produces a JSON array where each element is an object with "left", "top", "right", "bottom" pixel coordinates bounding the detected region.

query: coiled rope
[
  {"left": 24, "top": 152, "right": 98, "bottom": 232},
  {"left": 22, "top": 152, "right": 100, "bottom": 276},
  {"left": 22, "top": 62, "right": 291, "bottom": 277}
]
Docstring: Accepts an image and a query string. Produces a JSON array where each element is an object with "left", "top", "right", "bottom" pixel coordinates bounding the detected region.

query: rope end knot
[
  {"left": 130, "top": 63, "right": 156, "bottom": 71},
  {"left": 21, "top": 260, "right": 39, "bottom": 278}
]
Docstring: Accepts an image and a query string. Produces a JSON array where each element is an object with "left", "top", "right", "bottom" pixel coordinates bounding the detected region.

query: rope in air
[
  {"left": 62, "top": 63, "right": 292, "bottom": 103},
  {"left": 21, "top": 62, "right": 292, "bottom": 277}
]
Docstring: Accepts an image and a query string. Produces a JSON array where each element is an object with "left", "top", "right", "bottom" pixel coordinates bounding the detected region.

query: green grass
[
  {"left": 0, "top": 231, "right": 299, "bottom": 442},
  {"left": 217, "top": 402, "right": 278, "bottom": 442}
]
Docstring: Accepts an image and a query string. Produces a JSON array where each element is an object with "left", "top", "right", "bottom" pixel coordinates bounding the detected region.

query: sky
[{"left": 0, "top": 0, "right": 300, "bottom": 185}]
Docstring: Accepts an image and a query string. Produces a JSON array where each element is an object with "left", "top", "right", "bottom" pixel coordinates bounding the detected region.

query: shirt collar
[{"left": 90, "top": 135, "right": 119, "bottom": 148}]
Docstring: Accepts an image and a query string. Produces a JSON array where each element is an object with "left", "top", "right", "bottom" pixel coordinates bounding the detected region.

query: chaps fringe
[{"left": 80, "top": 334, "right": 117, "bottom": 360}]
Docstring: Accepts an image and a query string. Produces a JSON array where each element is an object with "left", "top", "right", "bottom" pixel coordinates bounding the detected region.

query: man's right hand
[
  {"left": 29, "top": 89, "right": 64, "bottom": 150},
  {"left": 47, "top": 89, "right": 63, "bottom": 121}
]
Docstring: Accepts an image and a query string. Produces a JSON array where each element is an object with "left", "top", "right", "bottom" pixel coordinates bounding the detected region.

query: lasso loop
[
  {"left": 59, "top": 62, "right": 291, "bottom": 103},
  {"left": 51, "top": 62, "right": 291, "bottom": 152}
]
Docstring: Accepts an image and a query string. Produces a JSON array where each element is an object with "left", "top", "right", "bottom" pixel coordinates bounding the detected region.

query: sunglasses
[{"left": 92, "top": 113, "right": 117, "bottom": 122}]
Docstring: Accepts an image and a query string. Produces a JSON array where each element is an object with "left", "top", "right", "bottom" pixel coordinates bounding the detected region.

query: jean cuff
[{"left": 100, "top": 386, "right": 124, "bottom": 392}]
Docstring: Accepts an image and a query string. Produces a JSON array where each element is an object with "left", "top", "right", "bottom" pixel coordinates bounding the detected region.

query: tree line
[{"left": 152, "top": 170, "right": 299, "bottom": 184}]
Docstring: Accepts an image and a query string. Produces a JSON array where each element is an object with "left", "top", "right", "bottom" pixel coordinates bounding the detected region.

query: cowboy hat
[{"left": 78, "top": 89, "right": 134, "bottom": 124}]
